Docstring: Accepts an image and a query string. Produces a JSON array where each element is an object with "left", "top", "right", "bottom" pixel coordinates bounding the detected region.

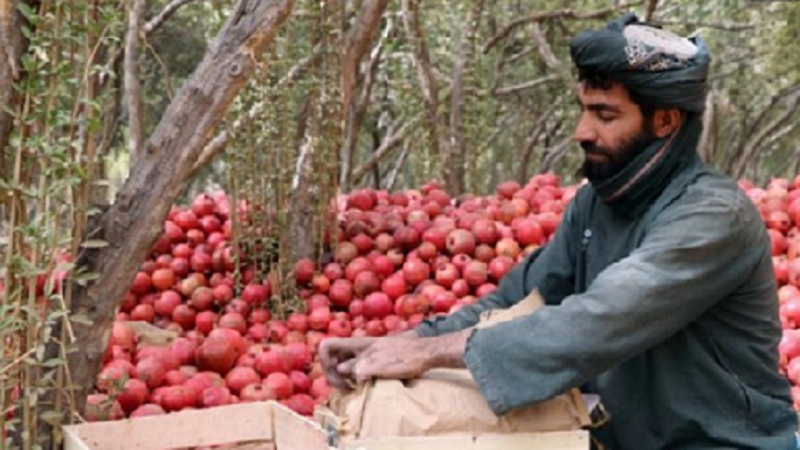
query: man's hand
[
  {"left": 319, "top": 329, "right": 421, "bottom": 389},
  {"left": 319, "top": 336, "right": 378, "bottom": 390},
  {"left": 352, "top": 329, "right": 472, "bottom": 383}
]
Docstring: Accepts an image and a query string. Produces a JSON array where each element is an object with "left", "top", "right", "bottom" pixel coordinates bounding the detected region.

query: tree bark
[
  {"left": 188, "top": 43, "right": 324, "bottom": 180},
  {"left": 445, "top": 0, "right": 484, "bottom": 196},
  {"left": 351, "top": 118, "right": 413, "bottom": 185},
  {"left": 338, "top": 0, "right": 390, "bottom": 190},
  {"left": 144, "top": 0, "right": 197, "bottom": 34},
  {"left": 401, "top": 0, "right": 448, "bottom": 184},
  {"left": 731, "top": 88, "right": 800, "bottom": 179},
  {"left": 340, "top": 0, "right": 389, "bottom": 113},
  {"left": 59, "top": 0, "right": 296, "bottom": 418},
  {"left": 125, "top": 0, "right": 147, "bottom": 164},
  {"left": 0, "top": 0, "right": 39, "bottom": 224}
]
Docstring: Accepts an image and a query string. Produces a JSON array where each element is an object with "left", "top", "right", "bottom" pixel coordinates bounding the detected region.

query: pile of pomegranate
[
  {"left": 86, "top": 173, "right": 800, "bottom": 421},
  {"left": 746, "top": 176, "right": 800, "bottom": 410}
]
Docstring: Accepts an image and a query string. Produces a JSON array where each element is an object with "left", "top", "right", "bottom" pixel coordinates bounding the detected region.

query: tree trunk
[
  {"left": 338, "top": 0, "right": 389, "bottom": 190},
  {"left": 0, "top": 0, "right": 39, "bottom": 224},
  {"left": 124, "top": 0, "right": 147, "bottom": 164},
  {"left": 401, "top": 0, "right": 445, "bottom": 170},
  {"left": 445, "top": 0, "right": 484, "bottom": 195},
  {"left": 56, "top": 0, "right": 296, "bottom": 419}
]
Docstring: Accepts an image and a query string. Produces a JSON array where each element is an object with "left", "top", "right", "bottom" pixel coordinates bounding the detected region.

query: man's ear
[{"left": 652, "top": 109, "right": 683, "bottom": 138}]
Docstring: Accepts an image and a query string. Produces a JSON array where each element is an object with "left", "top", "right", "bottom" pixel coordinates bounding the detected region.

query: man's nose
[{"left": 573, "top": 116, "right": 597, "bottom": 143}]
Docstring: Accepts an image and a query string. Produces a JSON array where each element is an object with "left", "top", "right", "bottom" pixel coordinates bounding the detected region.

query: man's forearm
[{"left": 425, "top": 329, "right": 472, "bottom": 370}]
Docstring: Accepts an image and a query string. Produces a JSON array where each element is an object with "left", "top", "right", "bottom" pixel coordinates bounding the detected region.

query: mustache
[{"left": 580, "top": 141, "right": 612, "bottom": 158}]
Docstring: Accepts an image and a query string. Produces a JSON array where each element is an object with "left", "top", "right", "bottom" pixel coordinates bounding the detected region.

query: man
[{"left": 320, "top": 14, "right": 798, "bottom": 449}]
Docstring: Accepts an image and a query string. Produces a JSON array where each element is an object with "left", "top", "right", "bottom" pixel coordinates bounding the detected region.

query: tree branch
[
  {"left": 732, "top": 91, "right": 800, "bottom": 178},
  {"left": 649, "top": 19, "right": 755, "bottom": 32},
  {"left": 446, "top": 0, "right": 484, "bottom": 195},
  {"left": 518, "top": 99, "right": 560, "bottom": 182},
  {"left": 187, "top": 44, "right": 324, "bottom": 180},
  {"left": 697, "top": 89, "right": 715, "bottom": 163},
  {"left": 124, "top": 0, "right": 147, "bottom": 163},
  {"left": 539, "top": 134, "right": 573, "bottom": 173},
  {"left": 339, "top": 7, "right": 391, "bottom": 190},
  {"left": 341, "top": 0, "right": 389, "bottom": 110},
  {"left": 528, "top": 22, "right": 576, "bottom": 95},
  {"left": 144, "top": 0, "right": 197, "bottom": 34},
  {"left": 351, "top": 118, "right": 414, "bottom": 184},
  {"left": 401, "top": 0, "right": 445, "bottom": 167},
  {"left": 491, "top": 74, "right": 559, "bottom": 97},
  {"left": 385, "top": 143, "right": 410, "bottom": 191},
  {"left": 61, "top": 0, "right": 296, "bottom": 417},
  {"left": 483, "top": 1, "right": 643, "bottom": 54},
  {"left": 644, "top": 0, "right": 659, "bottom": 22},
  {"left": 0, "top": 1, "right": 39, "bottom": 223}
]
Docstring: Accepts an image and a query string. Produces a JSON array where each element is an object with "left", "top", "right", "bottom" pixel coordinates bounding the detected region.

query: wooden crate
[
  {"left": 63, "top": 401, "right": 589, "bottom": 450},
  {"left": 63, "top": 402, "right": 330, "bottom": 450}
]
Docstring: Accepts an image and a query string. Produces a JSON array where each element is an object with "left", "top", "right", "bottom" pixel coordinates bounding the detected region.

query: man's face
[{"left": 574, "top": 82, "right": 656, "bottom": 182}]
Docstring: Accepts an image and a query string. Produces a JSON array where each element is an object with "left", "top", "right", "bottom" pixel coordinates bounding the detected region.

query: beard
[{"left": 580, "top": 124, "right": 656, "bottom": 183}]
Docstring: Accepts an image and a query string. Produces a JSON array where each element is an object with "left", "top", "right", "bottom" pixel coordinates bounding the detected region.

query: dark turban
[{"left": 569, "top": 13, "right": 711, "bottom": 112}]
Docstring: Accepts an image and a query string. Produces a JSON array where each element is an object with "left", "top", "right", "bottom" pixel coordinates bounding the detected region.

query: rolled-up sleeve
[{"left": 463, "top": 192, "right": 759, "bottom": 414}]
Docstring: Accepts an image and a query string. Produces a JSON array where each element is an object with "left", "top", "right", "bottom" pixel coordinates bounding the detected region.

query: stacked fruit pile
[
  {"left": 89, "top": 173, "right": 800, "bottom": 421},
  {"left": 743, "top": 177, "right": 800, "bottom": 409},
  {"left": 91, "top": 174, "right": 576, "bottom": 420}
]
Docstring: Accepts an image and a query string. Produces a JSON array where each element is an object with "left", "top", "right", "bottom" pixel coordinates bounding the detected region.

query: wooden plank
[
  {"left": 272, "top": 403, "right": 331, "bottom": 450},
  {"left": 63, "top": 402, "right": 275, "bottom": 450},
  {"left": 340, "top": 430, "right": 589, "bottom": 450}
]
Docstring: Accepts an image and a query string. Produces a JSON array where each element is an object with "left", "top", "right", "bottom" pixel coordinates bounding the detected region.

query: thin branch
[
  {"left": 764, "top": 121, "right": 799, "bottom": 149},
  {"left": 187, "top": 45, "right": 324, "bottom": 180},
  {"left": 539, "top": 134, "right": 573, "bottom": 173},
  {"left": 697, "top": 89, "right": 715, "bottom": 163},
  {"left": 747, "top": 84, "right": 800, "bottom": 136},
  {"left": 491, "top": 74, "right": 559, "bottom": 96},
  {"left": 385, "top": 143, "right": 410, "bottom": 191},
  {"left": 732, "top": 91, "right": 800, "bottom": 178},
  {"left": 506, "top": 45, "right": 536, "bottom": 65},
  {"left": 644, "top": 0, "right": 659, "bottom": 21},
  {"left": 341, "top": 0, "right": 390, "bottom": 110},
  {"left": 519, "top": 99, "right": 561, "bottom": 182},
  {"left": 351, "top": 118, "right": 415, "bottom": 184},
  {"left": 401, "top": 0, "right": 445, "bottom": 162},
  {"left": 446, "top": 0, "right": 485, "bottom": 195},
  {"left": 649, "top": 19, "right": 755, "bottom": 32},
  {"left": 124, "top": 0, "right": 146, "bottom": 163},
  {"left": 144, "top": 0, "right": 196, "bottom": 34},
  {"left": 528, "top": 22, "right": 576, "bottom": 96},
  {"left": 277, "top": 42, "right": 323, "bottom": 87},
  {"left": 340, "top": 12, "right": 391, "bottom": 190},
  {"left": 483, "top": 1, "right": 643, "bottom": 54}
]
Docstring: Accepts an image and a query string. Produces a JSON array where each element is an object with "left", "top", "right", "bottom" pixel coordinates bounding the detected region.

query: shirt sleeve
[
  {"left": 414, "top": 196, "right": 581, "bottom": 337},
  {"left": 463, "top": 190, "right": 762, "bottom": 414}
]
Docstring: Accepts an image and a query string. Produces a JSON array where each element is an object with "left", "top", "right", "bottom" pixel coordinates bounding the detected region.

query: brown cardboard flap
[{"left": 326, "top": 289, "right": 591, "bottom": 439}]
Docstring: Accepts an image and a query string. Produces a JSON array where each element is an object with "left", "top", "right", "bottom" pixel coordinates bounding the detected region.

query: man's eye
[{"left": 597, "top": 113, "right": 616, "bottom": 122}]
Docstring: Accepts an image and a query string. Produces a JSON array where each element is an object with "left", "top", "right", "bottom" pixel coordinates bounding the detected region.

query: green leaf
[
  {"left": 16, "top": 3, "right": 37, "bottom": 21},
  {"left": 70, "top": 314, "right": 93, "bottom": 326},
  {"left": 80, "top": 239, "right": 109, "bottom": 249},
  {"left": 42, "top": 358, "right": 65, "bottom": 368},
  {"left": 54, "top": 262, "right": 76, "bottom": 273},
  {"left": 39, "top": 410, "right": 63, "bottom": 425}
]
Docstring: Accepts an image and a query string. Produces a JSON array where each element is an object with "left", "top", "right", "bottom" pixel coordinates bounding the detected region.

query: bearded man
[{"left": 320, "top": 13, "right": 798, "bottom": 449}]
